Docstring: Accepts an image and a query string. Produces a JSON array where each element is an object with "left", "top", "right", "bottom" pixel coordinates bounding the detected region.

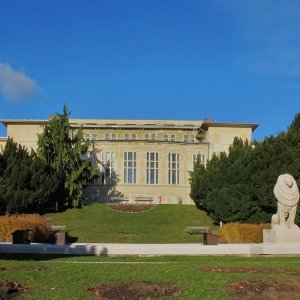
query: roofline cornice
[
  {"left": 0, "top": 120, "right": 48, "bottom": 127},
  {"left": 200, "top": 122, "right": 258, "bottom": 132},
  {"left": 0, "top": 119, "right": 203, "bottom": 130}
]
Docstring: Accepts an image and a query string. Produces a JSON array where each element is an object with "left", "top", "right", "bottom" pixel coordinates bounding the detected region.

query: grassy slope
[{"left": 45, "top": 204, "right": 218, "bottom": 243}]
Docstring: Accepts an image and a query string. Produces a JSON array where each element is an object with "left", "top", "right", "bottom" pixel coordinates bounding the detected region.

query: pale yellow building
[
  {"left": 0, "top": 118, "right": 258, "bottom": 204},
  {"left": 0, "top": 137, "right": 6, "bottom": 151}
]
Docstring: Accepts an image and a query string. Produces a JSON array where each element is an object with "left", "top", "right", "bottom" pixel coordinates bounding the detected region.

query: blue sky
[{"left": 0, "top": 0, "right": 300, "bottom": 141}]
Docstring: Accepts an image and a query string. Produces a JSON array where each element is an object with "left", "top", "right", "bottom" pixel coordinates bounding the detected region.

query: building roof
[
  {"left": 0, "top": 118, "right": 259, "bottom": 131},
  {"left": 0, "top": 119, "right": 203, "bottom": 130},
  {"left": 200, "top": 121, "right": 258, "bottom": 132},
  {"left": 70, "top": 119, "right": 202, "bottom": 130},
  {"left": 0, "top": 119, "right": 48, "bottom": 127}
]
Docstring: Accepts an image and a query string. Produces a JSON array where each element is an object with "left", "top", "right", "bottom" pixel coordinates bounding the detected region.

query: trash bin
[
  {"left": 55, "top": 231, "right": 68, "bottom": 245},
  {"left": 203, "top": 232, "right": 219, "bottom": 245},
  {"left": 12, "top": 230, "right": 32, "bottom": 244}
]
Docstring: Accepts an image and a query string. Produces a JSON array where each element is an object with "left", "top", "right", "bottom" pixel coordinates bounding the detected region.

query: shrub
[
  {"left": 219, "top": 223, "right": 271, "bottom": 244},
  {"left": 0, "top": 214, "right": 53, "bottom": 243}
]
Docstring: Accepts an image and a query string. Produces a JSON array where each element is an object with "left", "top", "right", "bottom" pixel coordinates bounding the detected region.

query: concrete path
[{"left": 1, "top": 242, "right": 300, "bottom": 256}]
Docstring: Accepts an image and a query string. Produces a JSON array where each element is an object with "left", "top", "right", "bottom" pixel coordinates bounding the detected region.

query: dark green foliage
[
  {"left": 0, "top": 138, "right": 60, "bottom": 214},
  {"left": 189, "top": 159, "right": 206, "bottom": 209},
  {"left": 190, "top": 112, "right": 300, "bottom": 224},
  {"left": 37, "top": 105, "right": 98, "bottom": 208},
  {"left": 289, "top": 112, "right": 300, "bottom": 131}
]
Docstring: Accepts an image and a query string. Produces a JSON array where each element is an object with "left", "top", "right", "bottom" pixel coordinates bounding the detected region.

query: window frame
[
  {"left": 123, "top": 151, "right": 137, "bottom": 184},
  {"left": 146, "top": 152, "right": 159, "bottom": 184},
  {"left": 193, "top": 153, "right": 206, "bottom": 168},
  {"left": 100, "top": 151, "right": 116, "bottom": 184},
  {"left": 168, "top": 153, "right": 180, "bottom": 185}
]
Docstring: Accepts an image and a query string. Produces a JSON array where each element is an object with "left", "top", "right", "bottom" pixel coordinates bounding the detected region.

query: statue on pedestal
[
  {"left": 263, "top": 174, "right": 300, "bottom": 243},
  {"left": 272, "top": 174, "right": 299, "bottom": 228}
]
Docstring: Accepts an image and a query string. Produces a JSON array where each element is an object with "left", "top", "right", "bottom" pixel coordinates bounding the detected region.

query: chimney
[{"left": 204, "top": 118, "right": 212, "bottom": 123}]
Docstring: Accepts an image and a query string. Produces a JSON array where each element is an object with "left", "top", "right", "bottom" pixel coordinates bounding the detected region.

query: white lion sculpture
[{"left": 272, "top": 174, "right": 299, "bottom": 229}]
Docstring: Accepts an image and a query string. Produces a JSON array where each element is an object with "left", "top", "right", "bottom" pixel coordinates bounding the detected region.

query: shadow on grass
[
  {"left": 1, "top": 243, "right": 109, "bottom": 261},
  {"left": 1, "top": 253, "right": 97, "bottom": 261},
  {"left": 68, "top": 235, "right": 78, "bottom": 243}
]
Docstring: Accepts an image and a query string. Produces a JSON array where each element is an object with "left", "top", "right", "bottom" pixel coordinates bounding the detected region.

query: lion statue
[{"left": 272, "top": 174, "right": 299, "bottom": 229}]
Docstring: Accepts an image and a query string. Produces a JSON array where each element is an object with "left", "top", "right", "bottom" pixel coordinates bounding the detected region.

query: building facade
[
  {"left": 0, "top": 118, "right": 258, "bottom": 204},
  {"left": 0, "top": 137, "right": 6, "bottom": 150}
]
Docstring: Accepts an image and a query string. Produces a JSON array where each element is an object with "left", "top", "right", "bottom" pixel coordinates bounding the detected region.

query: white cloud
[{"left": 0, "top": 63, "right": 37, "bottom": 101}]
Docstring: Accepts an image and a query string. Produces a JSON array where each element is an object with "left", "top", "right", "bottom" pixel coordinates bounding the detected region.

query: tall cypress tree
[{"left": 37, "top": 105, "right": 98, "bottom": 208}]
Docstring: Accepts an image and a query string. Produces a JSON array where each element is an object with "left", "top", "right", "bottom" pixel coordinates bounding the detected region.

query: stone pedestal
[{"left": 263, "top": 224, "right": 300, "bottom": 243}]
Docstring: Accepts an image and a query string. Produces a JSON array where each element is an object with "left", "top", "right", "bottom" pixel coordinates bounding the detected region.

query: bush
[
  {"left": 0, "top": 214, "right": 53, "bottom": 243},
  {"left": 0, "top": 138, "right": 61, "bottom": 214},
  {"left": 219, "top": 223, "right": 271, "bottom": 243}
]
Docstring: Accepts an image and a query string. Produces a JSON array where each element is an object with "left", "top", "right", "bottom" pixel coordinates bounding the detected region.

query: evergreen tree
[
  {"left": 289, "top": 112, "right": 300, "bottom": 131},
  {"left": 0, "top": 138, "right": 60, "bottom": 214},
  {"left": 190, "top": 113, "right": 300, "bottom": 224},
  {"left": 189, "top": 157, "right": 206, "bottom": 209},
  {"left": 37, "top": 105, "right": 98, "bottom": 208},
  {"left": 202, "top": 138, "right": 256, "bottom": 223}
]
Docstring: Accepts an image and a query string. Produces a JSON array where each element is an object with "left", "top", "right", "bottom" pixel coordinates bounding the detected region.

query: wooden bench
[
  {"left": 135, "top": 196, "right": 153, "bottom": 204},
  {"left": 51, "top": 225, "right": 66, "bottom": 232},
  {"left": 185, "top": 226, "right": 210, "bottom": 235},
  {"left": 111, "top": 196, "right": 129, "bottom": 204},
  {"left": 185, "top": 226, "right": 219, "bottom": 245}
]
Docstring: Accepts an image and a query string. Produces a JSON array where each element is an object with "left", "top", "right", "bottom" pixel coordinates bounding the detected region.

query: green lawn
[
  {"left": 1, "top": 255, "right": 300, "bottom": 299},
  {"left": 4, "top": 205, "right": 300, "bottom": 299},
  {"left": 45, "top": 204, "right": 217, "bottom": 243}
]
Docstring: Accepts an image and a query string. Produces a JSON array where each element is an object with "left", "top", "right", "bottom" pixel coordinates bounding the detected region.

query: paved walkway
[{"left": 1, "top": 242, "right": 300, "bottom": 256}]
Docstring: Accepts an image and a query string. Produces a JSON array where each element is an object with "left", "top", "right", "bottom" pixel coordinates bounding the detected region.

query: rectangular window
[
  {"left": 170, "top": 134, "right": 176, "bottom": 142},
  {"left": 163, "top": 134, "right": 169, "bottom": 141},
  {"left": 84, "top": 133, "right": 90, "bottom": 141},
  {"left": 183, "top": 134, "right": 188, "bottom": 142},
  {"left": 124, "top": 133, "right": 130, "bottom": 140},
  {"left": 146, "top": 152, "right": 159, "bottom": 184},
  {"left": 123, "top": 152, "right": 136, "bottom": 184},
  {"left": 132, "top": 133, "right": 136, "bottom": 140},
  {"left": 111, "top": 133, "right": 116, "bottom": 140},
  {"left": 193, "top": 154, "right": 206, "bottom": 167},
  {"left": 168, "top": 153, "right": 180, "bottom": 185},
  {"left": 84, "top": 133, "right": 97, "bottom": 141},
  {"left": 104, "top": 133, "right": 109, "bottom": 140},
  {"left": 101, "top": 152, "right": 115, "bottom": 184},
  {"left": 144, "top": 133, "right": 156, "bottom": 140}
]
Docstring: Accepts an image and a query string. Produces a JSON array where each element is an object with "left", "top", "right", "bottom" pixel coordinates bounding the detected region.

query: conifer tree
[
  {"left": 289, "top": 112, "right": 300, "bottom": 131},
  {"left": 37, "top": 105, "right": 98, "bottom": 208},
  {"left": 0, "top": 138, "right": 60, "bottom": 214},
  {"left": 190, "top": 113, "right": 300, "bottom": 224},
  {"left": 189, "top": 157, "right": 206, "bottom": 209}
]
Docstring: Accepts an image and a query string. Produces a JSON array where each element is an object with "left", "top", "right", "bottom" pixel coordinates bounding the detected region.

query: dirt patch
[
  {"left": 86, "top": 281, "right": 180, "bottom": 299},
  {"left": 230, "top": 280, "right": 300, "bottom": 300},
  {"left": 202, "top": 267, "right": 300, "bottom": 276},
  {"left": 0, "top": 280, "right": 27, "bottom": 300},
  {"left": 107, "top": 204, "right": 154, "bottom": 213}
]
